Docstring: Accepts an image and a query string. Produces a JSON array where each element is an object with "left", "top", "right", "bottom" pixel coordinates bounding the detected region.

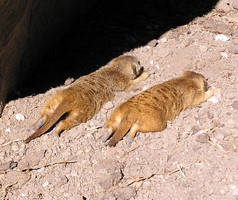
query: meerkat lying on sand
[
  {"left": 100, "top": 71, "right": 218, "bottom": 146},
  {"left": 25, "top": 55, "right": 148, "bottom": 143}
]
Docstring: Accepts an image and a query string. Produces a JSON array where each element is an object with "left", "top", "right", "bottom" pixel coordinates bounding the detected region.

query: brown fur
[
  {"left": 24, "top": 55, "right": 148, "bottom": 143},
  {"left": 101, "top": 71, "right": 218, "bottom": 146}
]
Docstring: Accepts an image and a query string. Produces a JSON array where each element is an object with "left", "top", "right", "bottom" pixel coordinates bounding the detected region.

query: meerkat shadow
[{"left": 8, "top": 0, "right": 219, "bottom": 101}]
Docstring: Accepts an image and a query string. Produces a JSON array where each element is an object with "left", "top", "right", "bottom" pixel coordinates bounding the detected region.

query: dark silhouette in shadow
[{"left": 10, "top": 0, "right": 219, "bottom": 100}]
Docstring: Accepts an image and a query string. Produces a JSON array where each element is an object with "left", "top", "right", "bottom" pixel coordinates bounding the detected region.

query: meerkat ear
[{"left": 182, "top": 71, "right": 193, "bottom": 77}]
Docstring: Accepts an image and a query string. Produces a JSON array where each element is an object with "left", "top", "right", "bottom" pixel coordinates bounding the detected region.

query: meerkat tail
[
  {"left": 108, "top": 118, "right": 132, "bottom": 147},
  {"left": 24, "top": 106, "right": 66, "bottom": 143},
  {"left": 27, "top": 116, "right": 47, "bottom": 132}
]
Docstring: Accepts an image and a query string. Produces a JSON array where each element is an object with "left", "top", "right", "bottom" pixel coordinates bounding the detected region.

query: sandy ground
[{"left": 1, "top": 1, "right": 238, "bottom": 200}]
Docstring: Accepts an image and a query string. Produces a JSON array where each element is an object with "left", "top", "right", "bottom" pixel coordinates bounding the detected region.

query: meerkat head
[
  {"left": 182, "top": 71, "right": 208, "bottom": 91},
  {"left": 111, "top": 55, "right": 144, "bottom": 79}
]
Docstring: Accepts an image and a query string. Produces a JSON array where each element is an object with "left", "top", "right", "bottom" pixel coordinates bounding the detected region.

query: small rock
[
  {"left": 17, "top": 159, "right": 30, "bottom": 169},
  {"left": 208, "top": 96, "right": 219, "bottom": 103},
  {"left": 204, "top": 20, "right": 232, "bottom": 34},
  {"left": 42, "top": 181, "right": 49, "bottom": 187},
  {"left": 95, "top": 159, "right": 124, "bottom": 190},
  {"left": 11, "top": 144, "right": 19, "bottom": 151},
  {"left": 9, "top": 161, "right": 18, "bottom": 169},
  {"left": 214, "top": 132, "right": 225, "bottom": 141},
  {"left": 229, "top": 44, "right": 238, "bottom": 54},
  {"left": 215, "top": 0, "right": 232, "bottom": 12},
  {"left": 199, "top": 45, "right": 208, "bottom": 53},
  {"left": 25, "top": 150, "right": 45, "bottom": 166},
  {"left": 15, "top": 113, "right": 25, "bottom": 121},
  {"left": 191, "top": 126, "right": 200, "bottom": 135},
  {"left": 103, "top": 102, "right": 114, "bottom": 110},
  {"left": 150, "top": 60, "right": 154, "bottom": 65},
  {"left": 195, "top": 134, "right": 209, "bottom": 143},
  {"left": 0, "top": 138, "right": 5, "bottom": 144},
  {"left": 56, "top": 175, "right": 69, "bottom": 187},
  {"left": 5, "top": 128, "right": 11, "bottom": 133},
  {"left": 221, "top": 52, "right": 228, "bottom": 59},
  {"left": 0, "top": 161, "right": 11, "bottom": 171},
  {"left": 114, "top": 187, "right": 137, "bottom": 200},
  {"left": 160, "top": 37, "right": 167, "bottom": 43},
  {"left": 147, "top": 39, "right": 158, "bottom": 47},
  {"left": 215, "top": 34, "right": 230, "bottom": 42},
  {"left": 232, "top": 0, "right": 238, "bottom": 9},
  {"left": 232, "top": 101, "right": 238, "bottom": 110}
]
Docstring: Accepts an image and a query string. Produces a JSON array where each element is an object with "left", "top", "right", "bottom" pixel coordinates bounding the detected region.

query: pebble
[
  {"left": 229, "top": 44, "right": 238, "bottom": 54},
  {"left": 11, "top": 144, "right": 19, "bottom": 151},
  {"left": 15, "top": 113, "right": 25, "bottom": 121},
  {"left": 195, "top": 134, "right": 209, "bottom": 143},
  {"left": 147, "top": 39, "right": 158, "bottom": 47},
  {"left": 191, "top": 126, "right": 200, "bottom": 135},
  {"left": 215, "top": 34, "right": 230, "bottom": 42},
  {"left": 103, "top": 101, "right": 114, "bottom": 110},
  {"left": 160, "top": 37, "right": 167, "bottom": 43},
  {"left": 150, "top": 60, "right": 154, "bottom": 65},
  {"left": 0, "top": 138, "right": 5, "bottom": 144},
  {"left": 5, "top": 128, "right": 11, "bottom": 133},
  {"left": 199, "top": 45, "right": 208, "bottom": 53},
  {"left": 220, "top": 52, "right": 228, "bottom": 59},
  {"left": 43, "top": 181, "right": 49, "bottom": 187},
  {"left": 208, "top": 96, "right": 219, "bottom": 103},
  {"left": 9, "top": 161, "right": 18, "bottom": 169},
  {"left": 214, "top": 132, "right": 225, "bottom": 140},
  {"left": 231, "top": 101, "right": 238, "bottom": 110},
  {"left": 232, "top": 0, "right": 238, "bottom": 9}
]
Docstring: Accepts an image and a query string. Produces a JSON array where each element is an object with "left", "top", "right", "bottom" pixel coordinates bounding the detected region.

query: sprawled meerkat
[
  {"left": 24, "top": 55, "right": 148, "bottom": 143},
  {"left": 100, "top": 71, "right": 218, "bottom": 146}
]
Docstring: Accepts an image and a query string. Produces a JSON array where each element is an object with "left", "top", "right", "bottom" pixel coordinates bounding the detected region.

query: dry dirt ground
[{"left": 1, "top": 1, "right": 238, "bottom": 200}]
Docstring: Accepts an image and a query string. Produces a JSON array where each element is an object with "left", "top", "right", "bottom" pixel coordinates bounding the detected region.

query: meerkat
[
  {"left": 24, "top": 55, "right": 148, "bottom": 143},
  {"left": 100, "top": 71, "right": 218, "bottom": 146}
]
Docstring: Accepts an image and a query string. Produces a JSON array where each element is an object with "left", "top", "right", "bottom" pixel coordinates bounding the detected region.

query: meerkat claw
[{"left": 100, "top": 128, "right": 112, "bottom": 142}]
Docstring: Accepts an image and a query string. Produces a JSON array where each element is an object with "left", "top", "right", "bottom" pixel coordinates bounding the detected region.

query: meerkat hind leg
[
  {"left": 127, "top": 123, "right": 139, "bottom": 143},
  {"left": 54, "top": 110, "right": 84, "bottom": 136}
]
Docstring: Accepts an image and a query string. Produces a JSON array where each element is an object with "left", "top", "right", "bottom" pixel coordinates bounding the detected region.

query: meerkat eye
[{"left": 138, "top": 61, "right": 141, "bottom": 65}]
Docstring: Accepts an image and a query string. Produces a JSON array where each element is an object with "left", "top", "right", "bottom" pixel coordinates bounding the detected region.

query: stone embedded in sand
[
  {"left": 103, "top": 101, "right": 114, "bottom": 110},
  {"left": 147, "top": 39, "right": 158, "bottom": 47},
  {"left": 25, "top": 150, "right": 45, "bottom": 166},
  {"left": 43, "top": 181, "right": 49, "bottom": 187},
  {"left": 95, "top": 159, "right": 124, "bottom": 190},
  {"left": 203, "top": 19, "right": 232, "bottom": 34},
  {"left": 5, "top": 128, "right": 11, "bottom": 133},
  {"left": 0, "top": 161, "right": 11, "bottom": 171},
  {"left": 232, "top": 0, "right": 238, "bottom": 9},
  {"left": 229, "top": 44, "right": 238, "bottom": 54},
  {"left": 221, "top": 52, "right": 228, "bottom": 59},
  {"left": 232, "top": 101, "right": 238, "bottom": 110},
  {"left": 114, "top": 187, "right": 137, "bottom": 200},
  {"left": 195, "top": 133, "right": 209, "bottom": 143},
  {"left": 191, "top": 126, "right": 200, "bottom": 135},
  {"left": 208, "top": 96, "right": 219, "bottom": 103},
  {"left": 215, "top": 34, "right": 230, "bottom": 42},
  {"left": 15, "top": 113, "right": 25, "bottom": 121}
]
